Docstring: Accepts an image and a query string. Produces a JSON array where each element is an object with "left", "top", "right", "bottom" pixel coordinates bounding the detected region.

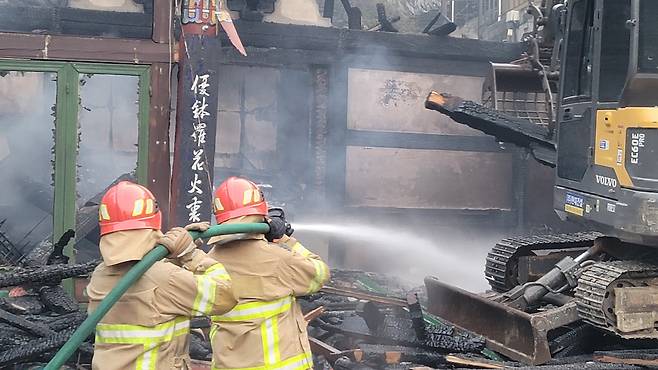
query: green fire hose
[{"left": 45, "top": 222, "right": 270, "bottom": 370}]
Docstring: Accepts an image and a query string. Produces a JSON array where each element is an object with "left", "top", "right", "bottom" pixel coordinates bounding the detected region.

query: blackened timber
[
  {"left": 323, "top": 0, "right": 335, "bottom": 19},
  {"left": 425, "top": 91, "right": 557, "bottom": 166},
  {"left": 221, "top": 21, "right": 523, "bottom": 63},
  {"left": 346, "top": 130, "right": 503, "bottom": 152},
  {"left": 58, "top": 7, "right": 151, "bottom": 38},
  {"left": 347, "top": 7, "right": 362, "bottom": 30},
  {"left": 0, "top": 5, "right": 153, "bottom": 39},
  {"left": 320, "top": 286, "right": 407, "bottom": 306},
  {"left": 0, "top": 33, "right": 171, "bottom": 63},
  {"left": 356, "top": 344, "right": 446, "bottom": 367},
  {"left": 595, "top": 350, "right": 658, "bottom": 367}
]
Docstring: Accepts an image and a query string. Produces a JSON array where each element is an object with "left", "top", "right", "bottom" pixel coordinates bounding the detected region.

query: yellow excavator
[{"left": 424, "top": 0, "right": 658, "bottom": 365}]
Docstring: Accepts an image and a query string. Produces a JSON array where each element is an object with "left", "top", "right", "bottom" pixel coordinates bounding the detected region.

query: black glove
[{"left": 265, "top": 208, "right": 294, "bottom": 242}]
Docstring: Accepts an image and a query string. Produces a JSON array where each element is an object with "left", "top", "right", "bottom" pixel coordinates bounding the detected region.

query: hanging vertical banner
[{"left": 170, "top": 2, "right": 221, "bottom": 226}]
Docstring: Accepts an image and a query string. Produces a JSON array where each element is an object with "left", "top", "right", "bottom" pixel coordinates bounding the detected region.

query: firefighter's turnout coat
[
  {"left": 207, "top": 221, "right": 330, "bottom": 370},
  {"left": 87, "top": 229, "right": 237, "bottom": 370}
]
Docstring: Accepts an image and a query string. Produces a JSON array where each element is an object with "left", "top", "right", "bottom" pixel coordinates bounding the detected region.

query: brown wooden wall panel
[
  {"left": 345, "top": 146, "right": 513, "bottom": 210},
  {"left": 347, "top": 68, "right": 485, "bottom": 135}
]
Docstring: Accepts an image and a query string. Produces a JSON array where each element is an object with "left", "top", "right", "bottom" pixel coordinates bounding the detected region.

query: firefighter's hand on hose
[
  {"left": 184, "top": 222, "right": 210, "bottom": 250},
  {"left": 185, "top": 222, "right": 210, "bottom": 232},
  {"left": 265, "top": 216, "right": 293, "bottom": 242},
  {"left": 158, "top": 227, "right": 196, "bottom": 258}
]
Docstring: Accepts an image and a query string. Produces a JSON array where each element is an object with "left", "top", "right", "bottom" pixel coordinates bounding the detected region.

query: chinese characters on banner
[
  {"left": 170, "top": 31, "right": 220, "bottom": 226},
  {"left": 185, "top": 74, "right": 211, "bottom": 222}
]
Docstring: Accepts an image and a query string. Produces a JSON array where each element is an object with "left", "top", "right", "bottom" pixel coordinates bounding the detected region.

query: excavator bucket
[
  {"left": 424, "top": 276, "right": 579, "bottom": 365},
  {"left": 481, "top": 63, "right": 556, "bottom": 126}
]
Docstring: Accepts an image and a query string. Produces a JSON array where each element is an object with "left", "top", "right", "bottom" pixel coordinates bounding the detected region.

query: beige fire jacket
[
  {"left": 87, "top": 230, "right": 237, "bottom": 370},
  {"left": 206, "top": 232, "right": 330, "bottom": 370}
]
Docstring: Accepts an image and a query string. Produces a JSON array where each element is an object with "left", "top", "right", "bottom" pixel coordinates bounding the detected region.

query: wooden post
[
  {"left": 148, "top": 63, "right": 172, "bottom": 228},
  {"left": 170, "top": 1, "right": 222, "bottom": 227},
  {"left": 152, "top": 0, "right": 171, "bottom": 43}
]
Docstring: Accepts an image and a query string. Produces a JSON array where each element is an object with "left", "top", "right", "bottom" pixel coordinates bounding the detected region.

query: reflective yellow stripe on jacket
[
  {"left": 193, "top": 263, "right": 231, "bottom": 316},
  {"left": 212, "top": 296, "right": 293, "bottom": 322},
  {"left": 212, "top": 297, "right": 312, "bottom": 370},
  {"left": 211, "top": 352, "right": 313, "bottom": 370},
  {"left": 95, "top": 317, "right": 190, "bottom": 370}
]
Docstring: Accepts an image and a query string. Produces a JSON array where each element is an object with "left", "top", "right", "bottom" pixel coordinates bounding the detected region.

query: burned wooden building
[{"left": 0, "top": 0, "right": 564, "bottom": 283}]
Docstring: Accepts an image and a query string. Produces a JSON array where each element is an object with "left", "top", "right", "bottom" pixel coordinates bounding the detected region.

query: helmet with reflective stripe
[
  {"left": 99, "top": 181, "right": 162, "bottom": 236},
  {"left": 213, "top": 177, "right": 268, "bottom": 224}
]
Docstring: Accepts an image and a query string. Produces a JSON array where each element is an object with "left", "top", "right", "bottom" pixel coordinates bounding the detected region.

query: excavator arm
[{"left": 425, "top": 91, "right": 557, "bottom": 166}]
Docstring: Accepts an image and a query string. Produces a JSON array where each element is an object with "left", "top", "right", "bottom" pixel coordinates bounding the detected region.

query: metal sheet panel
[
  {"left": 347, "top": 68, "right": 485, "bottom": 135},
  {"left": 345, "top": 146, "right": 513, "bottom": 209}
]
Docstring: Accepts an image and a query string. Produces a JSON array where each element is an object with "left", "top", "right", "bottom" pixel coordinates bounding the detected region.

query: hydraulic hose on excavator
[{"left": 44, "top": 222, "right": 270, "bottom": 370}]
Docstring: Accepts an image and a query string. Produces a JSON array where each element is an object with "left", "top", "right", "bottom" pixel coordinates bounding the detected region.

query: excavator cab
[{"left": 553, "top": 0, "right": 658, "bottom": 245}]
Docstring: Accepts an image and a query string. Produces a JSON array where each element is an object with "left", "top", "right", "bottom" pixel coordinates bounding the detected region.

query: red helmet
[
  {"left": 98, "top": 181, "right": 162, "bottom": 236},
  {"left": 213, "top": 177, "right": 268, "bottom": 224}
]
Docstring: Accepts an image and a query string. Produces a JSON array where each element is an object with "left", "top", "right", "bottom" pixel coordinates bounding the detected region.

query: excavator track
[
  {"left": 485, "top": 232, "right": 602, "bottom": 292},
  {"left": 575, "top": 260, "right": 658, "bottom": 337}
]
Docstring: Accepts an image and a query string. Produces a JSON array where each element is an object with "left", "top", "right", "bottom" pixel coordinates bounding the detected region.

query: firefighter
[
  {"left": 87, "top": 181, "right": 237, "bottom": 370},
  {"left": 206, "top": 176, "right": 330, "bottom": 370}
]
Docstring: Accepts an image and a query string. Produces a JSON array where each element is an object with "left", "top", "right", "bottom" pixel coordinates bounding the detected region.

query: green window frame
[{"left": 0, "top": 60, "right": 150, "bottom": 263}]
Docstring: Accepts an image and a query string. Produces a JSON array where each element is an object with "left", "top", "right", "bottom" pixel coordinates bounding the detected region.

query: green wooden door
[{"left": 0, "top": 61, "right": 150, "bottom": 267}]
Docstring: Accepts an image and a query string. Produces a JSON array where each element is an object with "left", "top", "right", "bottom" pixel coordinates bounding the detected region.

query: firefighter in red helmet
[
  {"left": 87, "top": 181, "right": 237, "bottom": 370},
  {"left": 206, "top": 177, "right": 330, "bottom": 370}
]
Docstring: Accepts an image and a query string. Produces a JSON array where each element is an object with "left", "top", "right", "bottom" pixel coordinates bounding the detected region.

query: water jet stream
[{"left": 295, "top": 222, "right": 501, "bottom": 292}]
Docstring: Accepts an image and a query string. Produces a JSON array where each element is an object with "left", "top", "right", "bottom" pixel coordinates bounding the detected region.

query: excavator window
[
  {"left": 562, "top": 0, "right": 595, "bottom": 100},
  {"left": 638, "top": 0, "right": 658, "bottom": 74},
  {"left": 598, "top": 0, "right": 631, "bottom": 102}
]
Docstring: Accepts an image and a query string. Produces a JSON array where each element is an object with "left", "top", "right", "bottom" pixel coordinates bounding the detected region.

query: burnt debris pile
[
  {"left": 0, "top": 231, "right": 97, "bottom": 368},
  {"left": 296, "top": 270, "right": 658, "bottom": 370},
  {"left": 1, "top": 266, "right": 657, "bottom": 369},
  {"left": 298, "top": 269, "right": 492, "bottom": 370}
]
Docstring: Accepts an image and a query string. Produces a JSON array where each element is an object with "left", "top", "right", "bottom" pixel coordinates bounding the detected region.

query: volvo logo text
[{"left": 596, "top": 175, "right": 617, "bottom": 188}]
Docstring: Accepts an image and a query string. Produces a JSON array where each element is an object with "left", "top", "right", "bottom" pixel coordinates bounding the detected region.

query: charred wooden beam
[
  {"left": 0, "top": 5, "right": 153, "bottom": 40},
  {"left": 375, "top": 4, "right": 397, "bottom": 33},
  {"left": 321, "top": 286, "right": 407, "bottom": 306},
  {"left": 220, "top": 21, "right": 523, "bottom": 63},
  {"left": 0, "top": 33, "right": 172, "bottom": 64},
  {"left": 425, "top": 91, "right": 556, "bottom": 166},
  {"left": 309, "top": 337, "right": 343, "bottom": 359},
  {"left": 407, "top": 293, "right": 425, "bottom": 341},
  {"left": 323, "top": 0, "right": 335, "bottom": 19},
  {"left": 445, "top": 355, "right": 504, "bottom": 369},
  {"left": 304, "top": 306, "right": 326, "bottom": 322},
  {"left": 357, "top": 344, "right": 446, "bottom": 367},
  {"left": 595, "top": 350, "right": 658, "bottom": 367}
]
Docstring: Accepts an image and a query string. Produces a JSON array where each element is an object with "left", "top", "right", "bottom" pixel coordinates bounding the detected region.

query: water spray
[{"left": 294, "top": 221, "right": 501, "bottom": 292}]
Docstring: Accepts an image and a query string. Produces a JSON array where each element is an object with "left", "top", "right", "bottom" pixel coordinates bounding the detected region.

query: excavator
[{"left": 424, "top": 0, "right": 658, "bottom": 365}]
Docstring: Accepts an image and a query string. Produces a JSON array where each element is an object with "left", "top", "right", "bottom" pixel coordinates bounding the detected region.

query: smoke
[
  {"left": 323, "top": 0, "right": 442, "bottom": 33},
  {"left": 0, "top": 71, "right": 57, "bottom": 254},
  {"left": 206, "top": 45, "right": 519, "bottom": 293},
  {"left": 391, "top": 0, "right": 442, "bottom": 16},
  {"left": 77, "top": 74, "right": 140, "bottom": 206},
  {"left": 0, "top": 71, "right": 141, "bottom": 259}
]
